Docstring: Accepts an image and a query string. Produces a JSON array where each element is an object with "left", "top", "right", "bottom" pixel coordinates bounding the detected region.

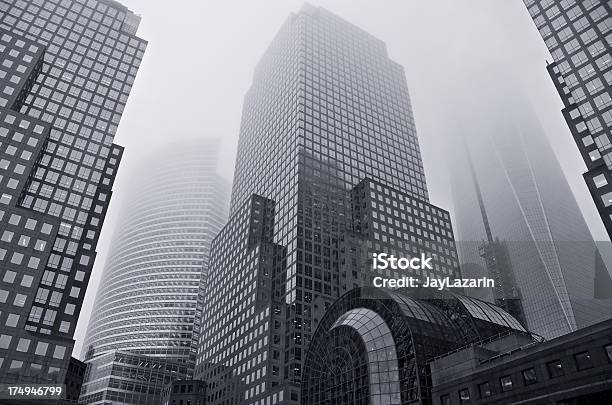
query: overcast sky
[{"left": 73, "top": 0, "right": 611, "bottom": 357}]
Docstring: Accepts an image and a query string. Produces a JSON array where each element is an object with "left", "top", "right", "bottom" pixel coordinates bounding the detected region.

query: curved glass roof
[
  {"left": 387, "top": 291, "right": 453, "bottom": 329},
  {"left": 304, "top": 287, "right": 533, "bottom": 405},
  {"left": 453, "top": 294, "right": 526, "bottom": 332}
]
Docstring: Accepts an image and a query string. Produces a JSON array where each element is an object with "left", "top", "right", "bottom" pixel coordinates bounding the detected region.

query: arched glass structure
[
  {"left": 302, "top": 287, "right": 531, "bottom": 404},
  {"left": 331, "top": 308, "right": 401, "bottom": 404}
]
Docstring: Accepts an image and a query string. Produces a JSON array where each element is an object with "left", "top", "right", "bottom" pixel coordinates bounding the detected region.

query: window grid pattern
[
  {"left": 349, "top": 178, "right": 459, "bottom": 288},
  {"left": 0, "top": 0, "right": 145, "bottom": 385},
  {"left": 197, "top": 5, "right": 459, "bottom": 405},
  {"left": 0, "top": 26, "right": 74, "bottom": 384},
  {"left": 524, "top": 0, "right": 612, "bottom": 237},
  {"left": 197, "top": 195, "right": 285, "bottom": 405}
]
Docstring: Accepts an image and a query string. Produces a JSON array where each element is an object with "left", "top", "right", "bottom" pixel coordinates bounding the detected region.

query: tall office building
[
  {"left": 196, "top": 5, "right": 459, "bottom": 405},
  {"left": 447, "top": 76, "right": 612, "bottom": 339},
  {"left": 0, "top": 0, "right": 145, "bottom": 386},
  {"left": 79, "top": 140, "right": 230, "bottom": 404},
  {"left": 522, "top": 0, "right": 612, "bottom": 237}
]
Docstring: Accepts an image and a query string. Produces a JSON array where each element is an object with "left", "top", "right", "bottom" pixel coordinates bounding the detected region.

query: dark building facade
[
  {"left": 348, "top": 178, "right": 459, "bottom": 290},
  {"left": 430, "top": 317, "right": 612, "bottom": 404},
  {"left": 161, "top": 380, "right": 207, "bottom": 405},
  {"left": 301, "top": 287, "right": 533, "bottom": 405},
  {"left": 196, "top": 5, "right": 459, "bottom": 404},
  {"left": 64, "top": 356, "right": 86, "bottom": 403},
  {"left": 523, "top": 0, "right": 612, "bottom": 238},
  {"left": 0, "top": 0, "right": 146, "bottom": 385}
]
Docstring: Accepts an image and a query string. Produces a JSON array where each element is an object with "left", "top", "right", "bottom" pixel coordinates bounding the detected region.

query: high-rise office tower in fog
[
  {"left": 0, "top": 0, "right": 145, "bottom": 384},
  {"left": 80, "top": 140, "right": 229, "bottom": 404},
  {"left": 523, "top": 0, "right": 612, "bottom": 238},
  {"left": 196, "top": 5, "right": 459, "bottom": 404},
  {"left": 448, "top": 78, "right": 612, "bottom": 339}
]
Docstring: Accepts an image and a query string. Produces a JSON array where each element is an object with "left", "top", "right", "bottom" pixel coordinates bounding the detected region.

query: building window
[
  {"left": 590, "top": 149, "right": 602, "bottom": 162},
  {"left": 522, "top": 368, "right": 537, "bottom": 385},
  {"left": 0, "top": 334, "right": 11, "bottom": 349},
  {"left": 459, "top": 388, "right": 470, "bottom": 403},
  {"left": 478, "top": 381, "right": 491, "bottom": 398},
  {"left": 605, "top": 344, "right": 612, "bottom": 363},
  {"left": 440, "top": 394, "right": 450, "bottom": 405},
  {"left": 593, "top": 174, "right": 608, "bottom": 188},
  {"left": 547, "top": 360, "right": 564, "bottom": 378},
  {"left": 500, "top": 375, "right": 513, "bottom": 392},
  {"left": 575, "top": 351, "right": 594, "bottom": 370}
]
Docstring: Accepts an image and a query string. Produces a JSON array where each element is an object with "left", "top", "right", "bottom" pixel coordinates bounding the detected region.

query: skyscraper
[
  {"left": 0, "top": 0, "right": 145, "bottom": 386},
  {"left": 447, "top": 76, "right": 612, "bottom": 339},
  {"left": 196, "top": 5, "right": 459, "bottom": 404},
  {"left": 79, "top": 140, "right": 230, "bottom": 404},
  {"left": 522, "top": 0, "right": 612, "bottom": 238}
]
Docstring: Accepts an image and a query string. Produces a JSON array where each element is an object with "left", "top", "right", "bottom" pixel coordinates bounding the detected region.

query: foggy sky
[{"left": 73, "top": 0, "right": 610, "bottom": 357}]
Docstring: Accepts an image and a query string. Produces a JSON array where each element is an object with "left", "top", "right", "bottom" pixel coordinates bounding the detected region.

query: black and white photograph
[{"left": 0, "top": 1, "right": 611, "bottom": 404}]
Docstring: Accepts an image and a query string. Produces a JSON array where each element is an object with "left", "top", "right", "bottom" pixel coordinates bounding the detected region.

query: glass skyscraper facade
[
  {"left": 447, "top": 77, "right": 612, "bottom": 339},
  {"left": 0, "top": 0, "right": 145, "bottom": 385},
  {"left": 196, "top": 5, "right": 458, "bottom": 405},
  {"left": 523, "top": 0, "right": 612, "bottom": 238},
  {"left": 80, "top": 140, "right": 230, "bottom": 404}
]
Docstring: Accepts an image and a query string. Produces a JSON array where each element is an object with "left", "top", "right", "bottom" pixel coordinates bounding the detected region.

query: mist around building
[{"left": 0, "top": 1, "right": 612, "bottom": 405}]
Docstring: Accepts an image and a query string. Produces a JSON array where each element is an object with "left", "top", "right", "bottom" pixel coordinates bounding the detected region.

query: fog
[{"left": 73, "top": 0, "right": 610, "bottom": 357}]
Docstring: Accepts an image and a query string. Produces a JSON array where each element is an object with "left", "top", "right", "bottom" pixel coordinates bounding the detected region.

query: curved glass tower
[{"left": 80, "top": 139, "right": 229, "bottom": 404}]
